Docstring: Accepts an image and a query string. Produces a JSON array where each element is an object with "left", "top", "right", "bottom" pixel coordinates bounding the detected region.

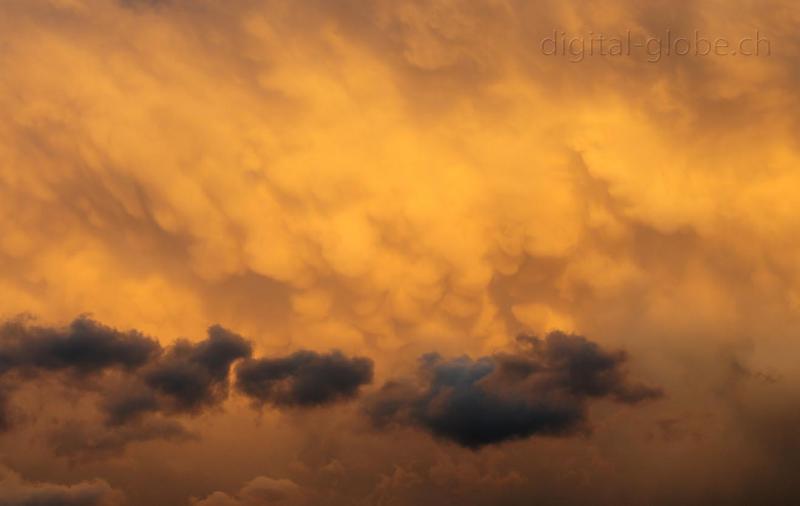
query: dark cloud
[
  {"left": 100, "top": 382, "right": 160, "bottom": 426},
  {"left": 140, "top": 325, "right": 252, "bottom": 413},
  {"left": 0, "top": 316, "right": 162, "bottom": 436},
  {"left": 236, "top": 351, "right": 374, "bottom": 408},
  {"left": 0, "top": 317, "right": 253, "bottom": 432},
  {"left": 0, "top": 316, "right": 160, "bottom": 376},
  {"left": 99, "top": 325, "right": 252, "bottom": 425},
  {"left": 29, "top": 324, "right": 251, "bottom": 458},
  {"left": 0, "top": 315, "right": 376, "bottom": 458},
  {"left": 365, "top": 331, "right": 662, "bottom": 448}
]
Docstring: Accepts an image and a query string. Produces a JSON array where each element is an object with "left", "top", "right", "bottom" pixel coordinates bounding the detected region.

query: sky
[{"left": 0, "top": 1, "right": 799, "bottom": 505}]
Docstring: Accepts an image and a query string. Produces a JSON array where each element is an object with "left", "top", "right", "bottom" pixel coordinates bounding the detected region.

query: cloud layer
[
  {"left": 1, "top": 0, "right": 799, "bottom": 504},
  {"left": 192, "top": 476, "right": 306, "bottom": 506},
  {"left": 0, "top": 466, "right": 122, "bottom": 506}
]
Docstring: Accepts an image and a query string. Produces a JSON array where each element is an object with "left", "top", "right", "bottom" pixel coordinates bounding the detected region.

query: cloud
[
  {"left": 191, "top": 476, "right": 306, "bottom": 506},
  {"left": 100, "top": 324, "right": 252, "bottom": 425},
  {"left": 365, "top": 331, "right": 662, "bottom": 448},
  {"left": 0, "top": 389, "right": 12, "bottom": 433},
  {"left": 0, "top": 315, "right": 374, "bottom": 458},
  {"left": 0, "top": 317, "right": 253, "bottom": 432},
  {"left": 138, "top": 325, "right": 253, "bottom": 413},
  {"left": 236, "top": 351, "right": 373, "bottom": 408},
  {"left": 0, "top": 315, "right": 162, "bottom": 434},
  {"left": 0, "top": 315, "right": 159, "bottom": 376},
  {"left": 47, "top": 418, "right": 196, "bottom": 460},
  {"left": 0, "top": 0, "right": 799, "bottom": 504},
  {"left": 0, "top": 466, "right": 123, "bottom": 506}
]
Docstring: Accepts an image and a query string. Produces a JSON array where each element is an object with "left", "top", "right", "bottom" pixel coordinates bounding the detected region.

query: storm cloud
[
  {"left": 236, "top": 351, "right": 374, "bottom": 408},
  {"left": 365, "top": 332, "right": 662, "bottom": 448}
]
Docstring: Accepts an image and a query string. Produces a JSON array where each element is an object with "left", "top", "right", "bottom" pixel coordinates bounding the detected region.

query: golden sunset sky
[{"left": 1, "top": 1, "right": 799, "bottom": 505}]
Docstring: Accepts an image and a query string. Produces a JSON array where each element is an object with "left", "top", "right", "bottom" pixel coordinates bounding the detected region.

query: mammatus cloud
[
  {"left": 191, "top": 476, "right": 306, "bottom": 506},
  {"left": 0, "top": 1, "right": 799, "bottom": 502},
  {"left": 0, "top": 466, "right": 123, "bottom": 506},
  {"left": 365, "top": 332, "right": 662, "bottom": 448},
  {"left": 235, "top": 351, "right": 374, "bottom": 408}
]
